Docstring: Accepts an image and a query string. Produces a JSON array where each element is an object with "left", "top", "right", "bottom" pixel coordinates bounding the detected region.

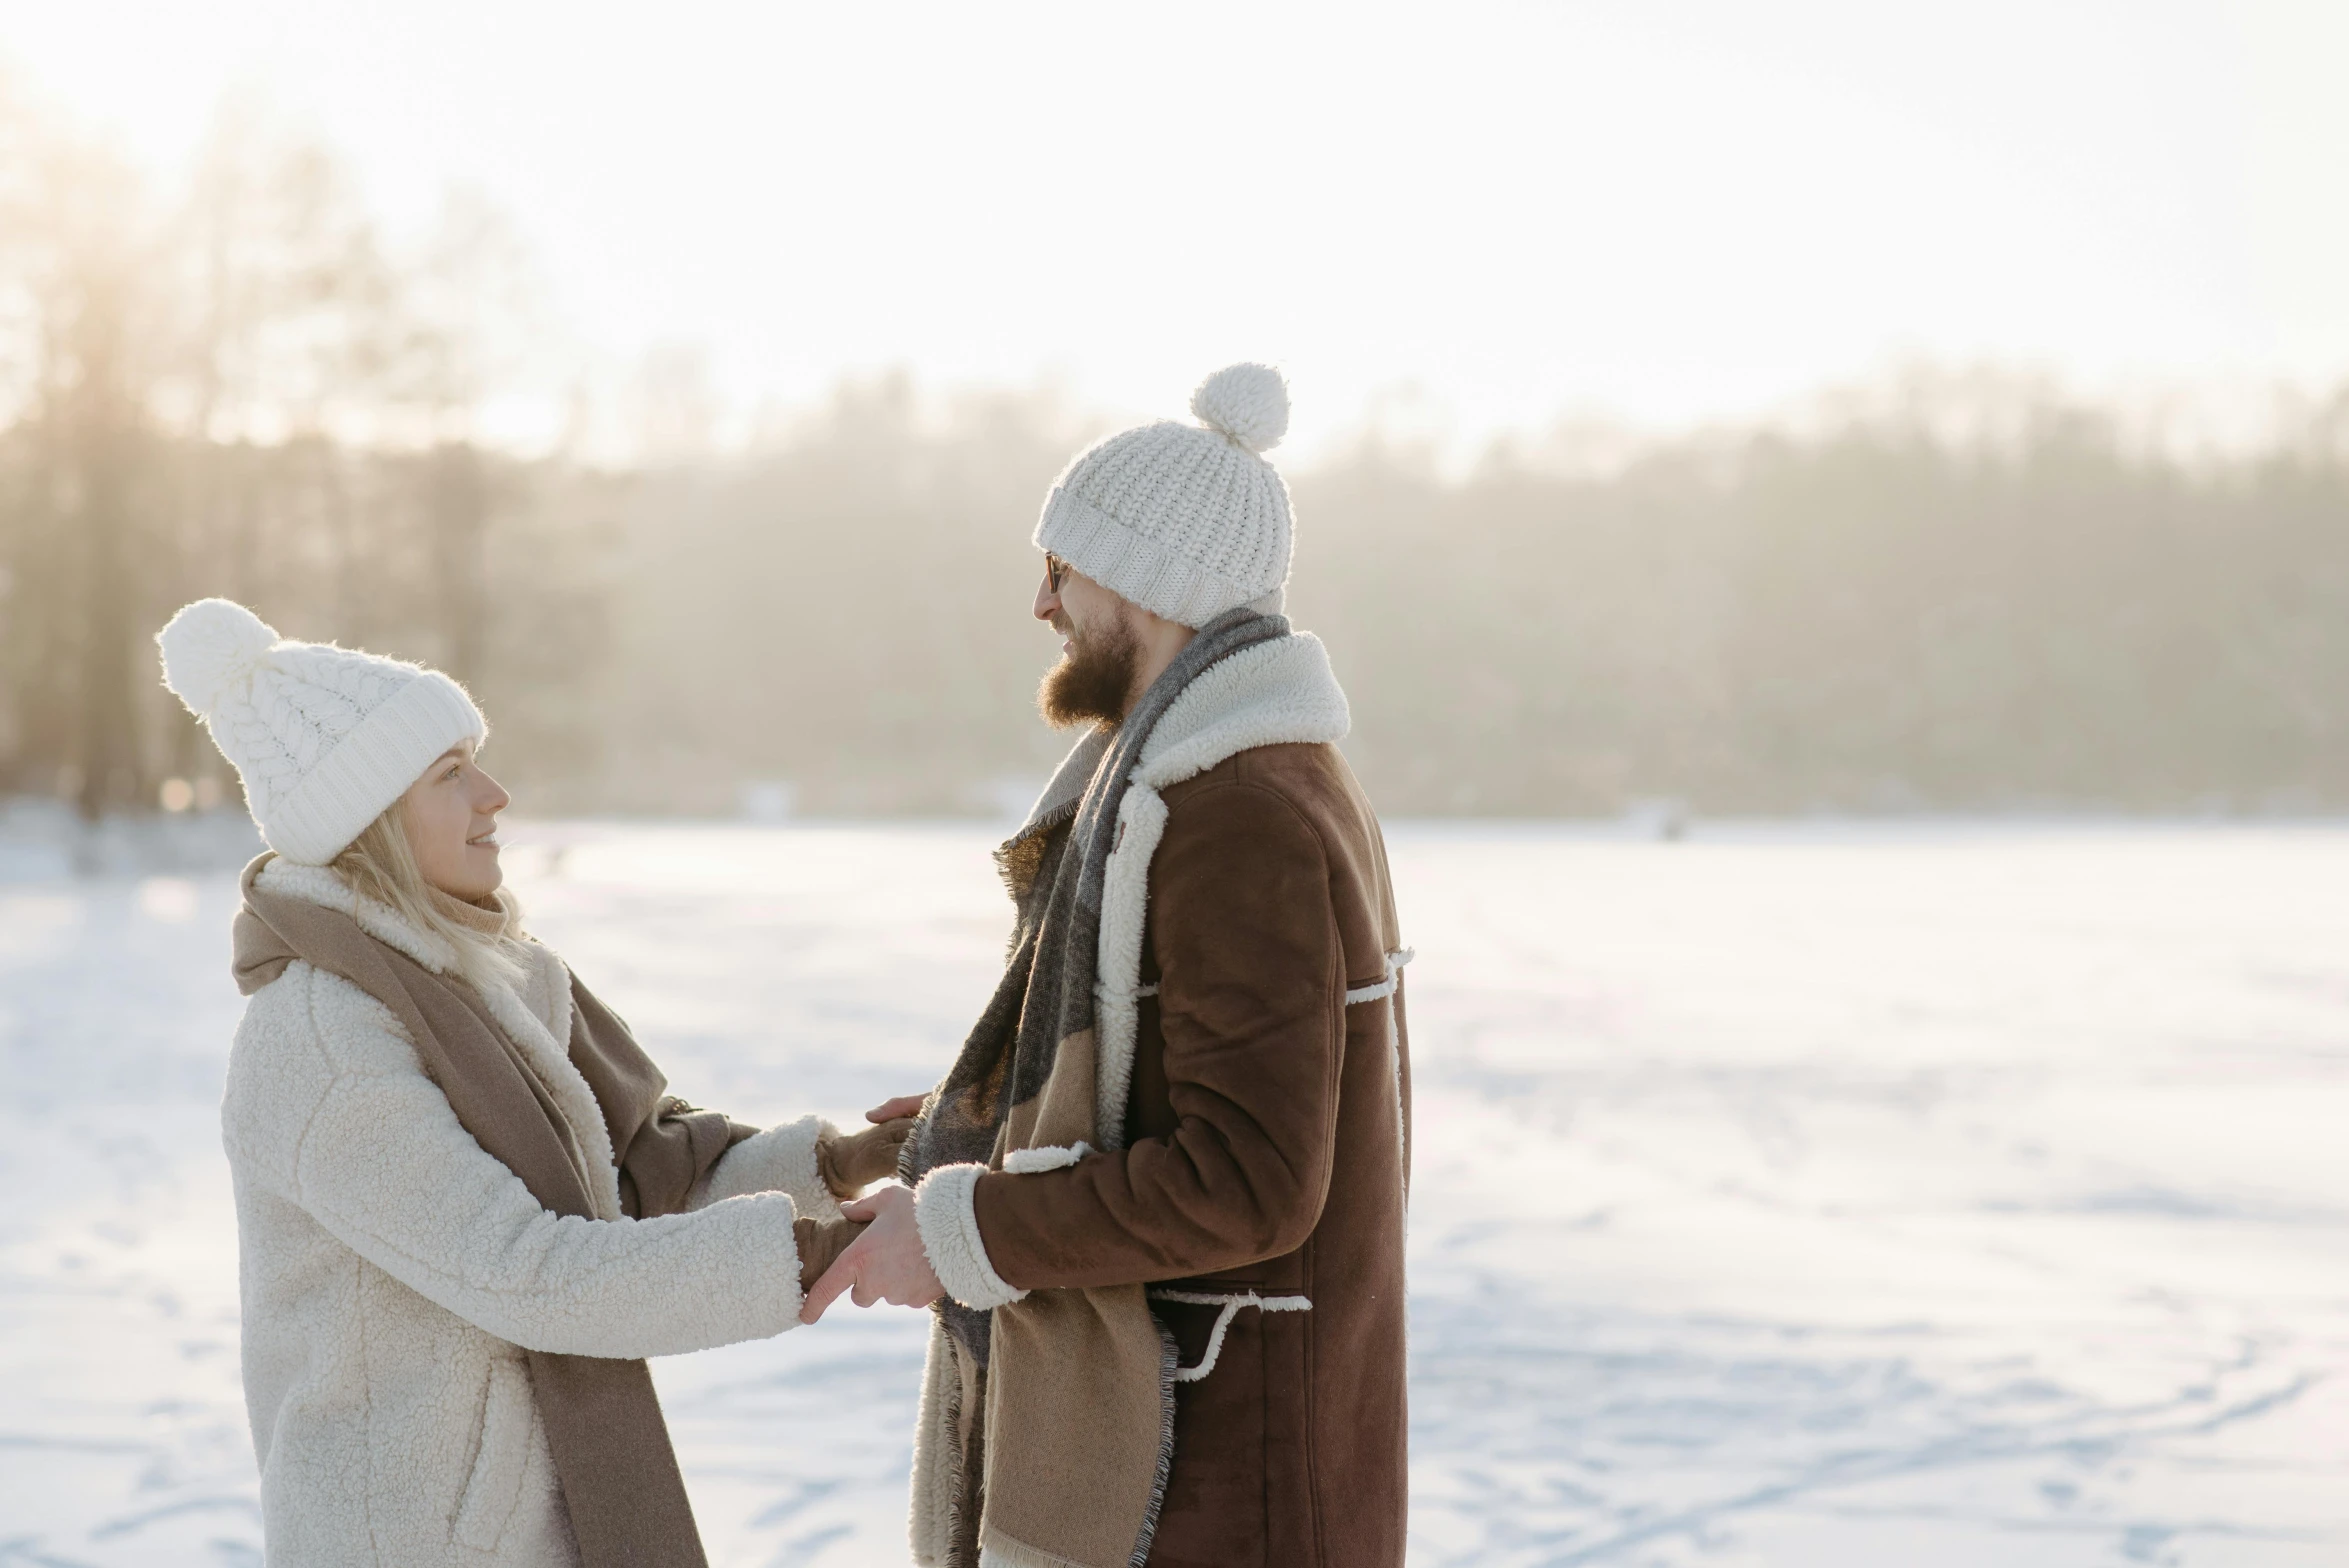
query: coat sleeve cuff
[
  {"left": 695, "top": 1114, "right": 843, "bottom": 1220},
  {"left": 913, "top": 1163, "right": 1026, "bottom": 1310}
]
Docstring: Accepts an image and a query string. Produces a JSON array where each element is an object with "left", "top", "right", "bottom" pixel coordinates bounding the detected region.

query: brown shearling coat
[{"left": 971, "top": 740, "right": 1411, "bottom": 1568}]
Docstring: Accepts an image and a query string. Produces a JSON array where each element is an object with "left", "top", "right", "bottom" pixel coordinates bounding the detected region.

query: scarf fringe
[{"left": 1129, "top": 1310, "right": 1184, "bottom": 1568}]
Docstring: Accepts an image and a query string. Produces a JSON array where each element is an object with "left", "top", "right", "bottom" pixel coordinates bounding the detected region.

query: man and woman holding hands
[{"left": 161, "top": 364, "right": 1409, "bottom": 1568}]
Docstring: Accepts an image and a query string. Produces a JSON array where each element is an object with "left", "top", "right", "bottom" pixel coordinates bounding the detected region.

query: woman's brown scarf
[{"left": 230, "top": 854, "right": 745, "bottom": 1568}]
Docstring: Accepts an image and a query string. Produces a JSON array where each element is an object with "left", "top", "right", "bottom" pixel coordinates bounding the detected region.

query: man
[{"left": 805, "top": 363, "right": 1411, "bottom": 1568}]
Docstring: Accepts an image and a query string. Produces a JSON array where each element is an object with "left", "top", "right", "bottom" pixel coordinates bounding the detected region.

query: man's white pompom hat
[
  {"left": 155, "top": 599, "right": 487, "bottom": 865},
  {"left": 1033, "top": 363, "right": 1296, "bottom": 627}
]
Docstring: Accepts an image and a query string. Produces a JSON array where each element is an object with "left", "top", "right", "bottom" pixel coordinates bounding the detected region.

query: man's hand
[
  {"left": 799, "top": 1183, "right": 944, "bottom": 1324},
  {"left": 865, "top": 1093, "right": 928, "bottom": 1124}
]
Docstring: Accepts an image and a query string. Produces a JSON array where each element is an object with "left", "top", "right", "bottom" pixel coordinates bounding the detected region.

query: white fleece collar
[
  {"left": 1021, "top": 631, "right": 1351, "bottom": 832},
  {"left": 1134, "top": 631, "right": 1349, "bottom": 789}
]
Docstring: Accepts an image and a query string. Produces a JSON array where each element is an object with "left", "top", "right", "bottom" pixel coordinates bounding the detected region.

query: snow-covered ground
[{"left": 1, "top": 820, "right": 2344, "bottom": 1566}]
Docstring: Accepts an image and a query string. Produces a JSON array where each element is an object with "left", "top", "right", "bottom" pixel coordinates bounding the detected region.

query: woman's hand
[
  {"left": 794, "top": 1214, "right": 870, "bottom": 1295},
  {"left": 817, "top": 1093, "right": 926, "bottom": 1198},
  {"left": 820, "top": 1116, "right": 915, "bottom": 1198}
]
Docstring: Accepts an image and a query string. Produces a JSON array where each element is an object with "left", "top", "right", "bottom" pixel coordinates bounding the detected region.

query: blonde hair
[{"left": 332, "top": 803, "right": 527, "bottom": 994}]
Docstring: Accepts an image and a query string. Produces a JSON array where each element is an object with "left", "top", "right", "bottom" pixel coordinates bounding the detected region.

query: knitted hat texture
[
  {"left": 1034, "top": 363, "right": 1295, "bottom": 628},
  {"left": 156, "top": 599, "right": 487, "bottom": 865}
]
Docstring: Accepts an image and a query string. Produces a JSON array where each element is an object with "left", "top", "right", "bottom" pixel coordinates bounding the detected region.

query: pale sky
[{"left": 4, "top": 0, "right": 2346, "bottom": 459}]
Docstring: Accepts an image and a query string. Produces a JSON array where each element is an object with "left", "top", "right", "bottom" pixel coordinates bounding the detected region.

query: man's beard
[{"left": 1039, "top": 612, "right": 1140, "bottom": 729}]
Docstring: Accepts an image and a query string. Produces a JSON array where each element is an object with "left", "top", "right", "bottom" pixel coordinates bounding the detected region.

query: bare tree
[{"left": 0, "top": 100, "right": 169, "bottom": 817}]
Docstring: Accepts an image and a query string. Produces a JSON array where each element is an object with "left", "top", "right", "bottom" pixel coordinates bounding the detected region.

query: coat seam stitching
[
  {"left": 284, "top": 965, "right": 350, "bottom": 1209},
  {"left": 355, "top": 1250, "right": 390, "bottom": 1567}
]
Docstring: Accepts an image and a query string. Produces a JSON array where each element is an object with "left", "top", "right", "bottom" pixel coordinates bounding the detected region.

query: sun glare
[{"left": 2, "top": 0, "right": 2343, "bottom": 454}]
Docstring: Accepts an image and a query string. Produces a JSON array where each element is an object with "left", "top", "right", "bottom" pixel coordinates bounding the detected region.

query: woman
[{"left": 156, "top": 598, "right": 914, "bottom": 1568}]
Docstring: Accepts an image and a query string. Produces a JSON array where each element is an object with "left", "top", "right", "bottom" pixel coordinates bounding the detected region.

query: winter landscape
[{"left": 1, "top": 816, "right": 2342, "bottom": 1567}]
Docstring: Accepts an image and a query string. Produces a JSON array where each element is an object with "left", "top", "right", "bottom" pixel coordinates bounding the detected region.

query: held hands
[
  {"left": 799, "top": 1184, "right": 944, "bottom": 1324},
  {"left": 817, "top": 1095, "right": 925, "bottom": 1200},
  {"left": 798, "top": 1092, "right": 941, "bottom": 1324},
  {"left": 793, "top": 1214, "right": 868, "bottom": 1294}
]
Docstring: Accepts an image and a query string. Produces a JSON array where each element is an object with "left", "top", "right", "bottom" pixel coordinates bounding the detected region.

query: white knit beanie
[
  {"left": 1033, "top": 363, "right": 1295, "bottom": 628},
  {"left": 155, "top": 599, "right": 488, "bottom": 865}
]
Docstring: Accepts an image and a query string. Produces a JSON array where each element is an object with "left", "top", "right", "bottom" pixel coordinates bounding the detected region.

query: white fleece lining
[
  {"left": 1093, "top": 786, "right": 1169, "bottom": 1146},
  {"left": 1387, "top": 976, "right": 1411, "bottom": 1208},
  {"left": 914, "top": 1163, "right": 1027, "bottom": 1311},
  {"left": 1002, "top": 1142, "right": 1091, "bottom": 1174},
  {"left": 1345, "top": 948, "right": 1417, "bottom": 1005},
  {"left": 1146, "top": 1288, "right": 1313, "bottom": 1382},
  {"left": 1132, "top": 634, "right": 1352, "bottom": 794}
]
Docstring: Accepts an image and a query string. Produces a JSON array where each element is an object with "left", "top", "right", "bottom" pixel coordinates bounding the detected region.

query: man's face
[{"left": 1034, "top": 558, "right": 1140, "bottom": 728}]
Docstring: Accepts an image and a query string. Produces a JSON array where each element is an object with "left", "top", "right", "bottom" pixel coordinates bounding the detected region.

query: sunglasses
[{"left": 1044, "top": 553, "right": 1072, "bottom": 594}]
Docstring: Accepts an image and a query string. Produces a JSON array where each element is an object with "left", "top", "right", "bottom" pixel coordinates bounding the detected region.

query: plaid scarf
[{"left": 902, "top": 608, "right": 1288, "bottom": 1566}]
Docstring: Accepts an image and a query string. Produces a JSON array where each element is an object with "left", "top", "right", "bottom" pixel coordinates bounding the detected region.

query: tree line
[
  {"left": 0, "top": 83, "right": 600, "bottom": 822},
  {"left": 4, "top": 88, "right": 2346, "bottom": 822}
]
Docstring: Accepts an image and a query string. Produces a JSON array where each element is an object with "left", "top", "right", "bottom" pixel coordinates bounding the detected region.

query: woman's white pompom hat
[
  {"left": 1033, "top": 363, "right": 1296, "bottom": 627},
  {"left": 156, "top": 599, "right": 487, "bottom": 865}
]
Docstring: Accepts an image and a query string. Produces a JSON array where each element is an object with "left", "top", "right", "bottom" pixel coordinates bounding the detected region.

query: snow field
[{"left": 0, "top": 822, "right": 2343, "bottom": 1565}]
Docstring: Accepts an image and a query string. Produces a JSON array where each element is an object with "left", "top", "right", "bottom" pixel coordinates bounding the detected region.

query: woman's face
[{"left": 400, "top": 741, "right": 511, "bottom": 900}]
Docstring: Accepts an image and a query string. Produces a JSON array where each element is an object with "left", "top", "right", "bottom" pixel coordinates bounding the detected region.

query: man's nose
[{"left": 1033, "top": 578, "right": 1059, "bottom": 622}]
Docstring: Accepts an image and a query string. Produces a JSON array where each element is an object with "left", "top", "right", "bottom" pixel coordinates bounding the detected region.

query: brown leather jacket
[{"left": 971, "top": 740, "right": 1411, "bottom": 1568}]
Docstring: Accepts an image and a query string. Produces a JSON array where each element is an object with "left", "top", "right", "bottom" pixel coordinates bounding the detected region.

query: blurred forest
[{"left": 6, "top": 92, "right": 2349, "bottom": 822}]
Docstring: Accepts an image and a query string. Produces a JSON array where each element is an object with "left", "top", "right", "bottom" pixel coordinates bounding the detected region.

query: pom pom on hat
[
  {"left": 158, "top": 598, "right": 281, "bottom": 717},
  {"left": 1190, "top": 362, "right": 1289, "bottom": 454}
]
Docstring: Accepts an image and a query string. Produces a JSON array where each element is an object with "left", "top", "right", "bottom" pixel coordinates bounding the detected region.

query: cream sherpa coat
[{"left": 223, "top": 859, "right": 838, "bottom": 1565}]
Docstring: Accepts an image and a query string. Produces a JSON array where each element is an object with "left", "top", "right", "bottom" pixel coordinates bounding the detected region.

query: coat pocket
[
  {"left": 1147, "top": 1288, "right": 1312, "bottom": 1382},
  {"left": 453, "top": 1355, "right": 536, "bottom": 1551}
]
